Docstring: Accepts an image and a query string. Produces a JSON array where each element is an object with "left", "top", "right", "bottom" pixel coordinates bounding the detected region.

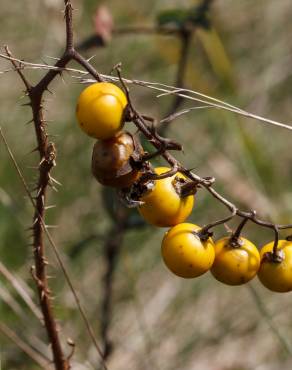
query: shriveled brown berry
[{"left": 91, "top": 131, "right": 142, "bottom": 188}]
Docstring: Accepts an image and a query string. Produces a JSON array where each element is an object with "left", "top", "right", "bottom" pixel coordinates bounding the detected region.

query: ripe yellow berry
[
  {"left": 211, "top": 236, "right": 260, "bottom": 286},
  {"left": 161, "top": 223, "right": 215, "bottom": 278},
  {"left": 138, "top": 167, "right": 194, "bottom": 227},
  {"left": 76, "top": 82, "right": 127, "bottom": 139},
  {"left": 258, "top": 240, "right": 292, "bottom": 292}
]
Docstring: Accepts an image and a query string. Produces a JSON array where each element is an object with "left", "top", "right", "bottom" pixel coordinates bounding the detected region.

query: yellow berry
[
  {"left": 138, "top": 167, "right": 194, "bottom": 227},
  {"left": 76, "top": 82, "right": 127, "bottom": 139},
  {"left": 211, "top": 236, "right": 260, "bottom": 286},
  {"left": 161, "top": 223, "right": 215, "bottom": 278},
  {"left": 258, "top": 240, "right": 292, "bottom": 292}
]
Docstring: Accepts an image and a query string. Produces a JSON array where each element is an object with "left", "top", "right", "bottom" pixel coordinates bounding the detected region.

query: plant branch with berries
[
  {"left": 1, "top": 1, "right": 108, "bottom": 369},
  {"left": 2, "top": 0, "right": 292, "bottom": 369}
]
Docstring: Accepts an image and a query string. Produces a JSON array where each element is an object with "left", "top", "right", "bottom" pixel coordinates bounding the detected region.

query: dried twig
[
  {"left": 1, "top": 54, "right": 291, "bottom": 132},
  {"left": 0, "top": 322, "right": 53, "bottom": 370},
  {"left": 0, "top": 285, "right": 28, "bottom": 319},
  {"left": 0, "top": 260, "right": 42, "bottom": 321}
]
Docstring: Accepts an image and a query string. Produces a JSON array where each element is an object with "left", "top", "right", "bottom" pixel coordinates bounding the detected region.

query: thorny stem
[
  {"left": 4, "top": 1, "right": 105, "bottom": 369},
  {"left": 5, "top": 48, "right": 68, "bottom": 370},
  {"left": 73, "top": 51, "right": 103, "bottom": 82},
  {"left": 65, "top": 1, "right": 74, "bottom": 51},
  {"left": 0, "top": 128, "right": 108, "bottom": 370}
]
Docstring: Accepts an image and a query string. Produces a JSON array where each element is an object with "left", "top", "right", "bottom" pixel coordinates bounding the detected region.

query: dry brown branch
[
  {"left": 1, "top": 1, "right": 79, "bottom": 367},
  {"left": 113, "top": 70, "right": 292, "bottom": 257},
  {"left": 0, "top": 127, "right": 108, "bottom": 370},
  {"left": 0, "top": 2, "right": 108, "bottom": 366},
  {"left": 4, "top": 42, "right": 68, "bottom": 368}
]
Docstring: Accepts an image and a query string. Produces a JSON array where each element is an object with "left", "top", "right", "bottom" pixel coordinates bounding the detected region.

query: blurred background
[{"left": 1, "top": 0, "right": 292, "bottom": 369}]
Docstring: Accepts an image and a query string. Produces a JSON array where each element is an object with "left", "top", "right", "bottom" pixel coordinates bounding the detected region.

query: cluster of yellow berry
[
  {"left": 76, "top": 82, "right": 292, "bottom": 293},
  {"left": 76, "top": 82, "right": 141, "bottom": 188}
]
